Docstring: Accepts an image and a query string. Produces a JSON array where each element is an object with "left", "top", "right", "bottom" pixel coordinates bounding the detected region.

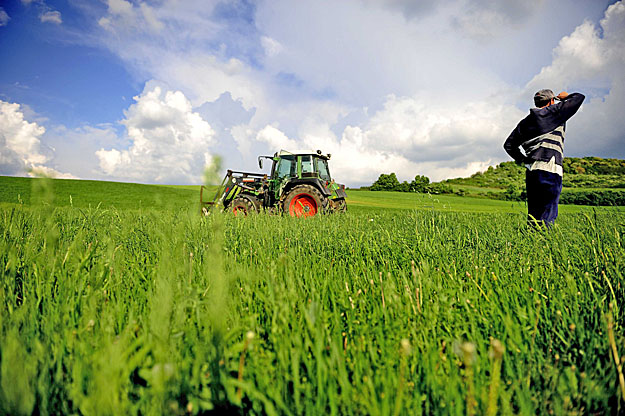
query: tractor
[{"left": 200, "top": 150, "right": 347, "bottom": 217}]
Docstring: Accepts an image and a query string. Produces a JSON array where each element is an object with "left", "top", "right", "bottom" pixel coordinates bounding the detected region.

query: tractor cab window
[
  {"left": 315, "top": 158, "right": 331, "bottom": 182},
  {"left": 275, "top": 155, "right": 296, "bottom": 178},
  {"left": 301, "top": 155, "right": 314, "bottom": 174}
]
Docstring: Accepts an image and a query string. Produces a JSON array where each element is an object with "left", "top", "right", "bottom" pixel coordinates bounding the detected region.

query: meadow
[{"left": 1, "top": 176, "right": 624, "bottom": 415}]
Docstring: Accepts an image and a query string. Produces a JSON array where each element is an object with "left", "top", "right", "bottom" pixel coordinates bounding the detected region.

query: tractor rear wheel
[
  {"left": 283, "top": 185, "right": 327, "bottom": 217},
  {"left": 230, "top": 196, "right": 258, "bottom": 216}
]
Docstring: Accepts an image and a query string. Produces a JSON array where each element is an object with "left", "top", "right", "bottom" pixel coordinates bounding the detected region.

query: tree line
[{"left": 369, "top": 173, "right": 453, "bottom": 194}]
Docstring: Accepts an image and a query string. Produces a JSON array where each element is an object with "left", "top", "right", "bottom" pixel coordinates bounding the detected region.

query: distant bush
[
  {"left": 371, "top": 173, "right": 400, "bottom": 191},
  {"left": 426, "top": 182, "right": 453, "bottom": 195},
  {"left": 563, "top": 157, "right": 625, "bottom": 175},
  {"left": 560, "top": 189, "right": 625, "bottom": 206},
  {"left": 503, "top": 183, "right": 525, "bottom": 201},
  {"left": 563, "top": 174, "right": 625, "bottom": 188},
  {"left": 371, "top": 173, "right": 453, "bottom": 194}
]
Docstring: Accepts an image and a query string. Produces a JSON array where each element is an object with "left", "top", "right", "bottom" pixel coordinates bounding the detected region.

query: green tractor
[{"left": 201, "top": 150, "right": 347, "bottom": 217}]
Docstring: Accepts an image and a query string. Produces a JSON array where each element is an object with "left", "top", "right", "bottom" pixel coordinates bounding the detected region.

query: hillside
[
  {"left": 363, "top": 157, "right": 625, "bottom": 205},
  {"left": 444, "top": 157, "right": 625, "bottom": 190},
  {"left": 0, "top": 176, "right": 199, "bottom": 211}
]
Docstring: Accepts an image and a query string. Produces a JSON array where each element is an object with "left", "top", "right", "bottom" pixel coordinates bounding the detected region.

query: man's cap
[{"left": 534, "top": 89, "right": 555, "bottom": 104}]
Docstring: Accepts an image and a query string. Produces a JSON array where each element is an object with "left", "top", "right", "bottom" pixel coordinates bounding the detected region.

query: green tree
[
  {"left": 371, "top": 173, "right": 400, "bottom": 191},
  {"left": 426, "top": 182, "right": 453, "bottom": 195},
  {"left": 395, "top": 181, "right": 411, "bottom": 192},
  {"left": 410, "top": 175, "right": 430, "bottom": 193},
  {"left": 503, "top": 183, "right": 523, "bottom": 201}
]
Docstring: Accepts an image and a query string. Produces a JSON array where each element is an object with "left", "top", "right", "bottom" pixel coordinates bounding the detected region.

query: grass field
[
  {"left": 2, "top": 176, "right": 623, "bottom": 214},
  {"left": 1, "top": 176, "right": 625, "bottom": 415}
]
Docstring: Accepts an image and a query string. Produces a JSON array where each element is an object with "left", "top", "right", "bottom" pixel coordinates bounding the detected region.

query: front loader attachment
[{"left": 200, "top": 170, "right": 266, "bottom": 215}]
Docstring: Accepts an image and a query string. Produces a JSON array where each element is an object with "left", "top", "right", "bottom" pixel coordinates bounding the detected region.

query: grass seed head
[
  {"left": 489, "top": 339, "right": 505, "bottom": 360},
  {"left": 401, "top": 339, "right": 412, "bottom": 355}
]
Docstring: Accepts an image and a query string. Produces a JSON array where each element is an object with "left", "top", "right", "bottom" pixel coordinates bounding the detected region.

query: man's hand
[{"left": 556, "top": 91, "right": 569, "bottom": 101}]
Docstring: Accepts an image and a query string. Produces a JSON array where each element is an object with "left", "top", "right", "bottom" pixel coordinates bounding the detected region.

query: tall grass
[{"left": 1, "top": 200, "right": 624, "bottom": 414}]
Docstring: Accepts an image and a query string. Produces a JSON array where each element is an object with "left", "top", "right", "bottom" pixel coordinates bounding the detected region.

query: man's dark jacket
[{"left": 503, "top": 93, "right": 585, "bottom": 167}]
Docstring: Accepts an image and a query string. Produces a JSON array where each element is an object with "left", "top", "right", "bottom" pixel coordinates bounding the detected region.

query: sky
[{"left": 0, "top": 0, "right": 623, "bottom": 186}]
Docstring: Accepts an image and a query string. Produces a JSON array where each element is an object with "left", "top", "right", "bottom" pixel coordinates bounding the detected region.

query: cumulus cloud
[
  {"left": 0, "top": 8, "right": 10, "bottom": 27},
  {"left": 95, "top": 86, "right": 216, "bottom": 183},
  {"left": 525, "top": 1, "right": 625, "bottom": 158},
  {"left": 16, "top": 0, "right": 620, "bottom": 186},
  {"left": 94, "top": 0, "right": 260, "bottom": 111},
  {"left": 20, "top": 0, "right": 63, "bottom": 25},
  {"left": 252, "top": 94, "right": 524, "bottom": 183},
  {"left": 98, "top": 0, "right": 164, "bottom": 33},
  {"left": 1, "top": 100, "right": 47, "bottom": 174},
  {"left": 256, "top": 125, "right": 299, "bottom": 150},
  {"left": 526, "top": 2, "right": 624, "bottom": 91},
  {"left": 40, "top": 10, "right": 62, "bottom": 24},
  {"left": 0, "top": 100, "right": 75, "bottom": 178}
]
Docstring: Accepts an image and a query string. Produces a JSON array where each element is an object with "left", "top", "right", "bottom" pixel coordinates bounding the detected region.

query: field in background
[
  {"left": 1, "top": 175, "right": 625, "bottom": 414},
  {"left": 2, "top": 176, "right": 623, "bottom": 214}
]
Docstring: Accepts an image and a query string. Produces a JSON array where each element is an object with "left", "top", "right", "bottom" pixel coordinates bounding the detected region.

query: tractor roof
[{"left": 276, "top": 149, "right": 331, "bottom": 159}]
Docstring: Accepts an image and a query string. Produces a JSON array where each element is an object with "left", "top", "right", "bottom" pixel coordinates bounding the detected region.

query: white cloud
[
  {"left": 28, "top": 165, "right": 76, "bottom": 179},
  {"left": 139, "top": 3, "right": 164, "bottom": 32},
  {"left": 260, "top": 36, "right": 283, "bottom": 57},
  {"left": 0, "top": 8, "right": 10, "bottom": 27},
  {"left": 0, "top": 100, "right": 75, "bottom": 178},
  {"left": 1, "top": 100, "right": 47, "bottom": 174},
  {"left": 525, "top": 1, "right": 625, "bottom": 158},
  {"left": 95, "top": 85, "right": 216, "bottom": 183},
  {"left": 107, "top": 0, "right": 133, "bottom": 17},
  {"left": 93, "top": 0, "right": 260, "bottom": 110},
  {"left": 43, "top": 125, "right": 121, "bottom": 179},
  {"left": 98, "top": 0, "right": 164, "bottom": 33},
  {"left": 256, "top": 125, "right": 299, "bottom": 150},
  {"left": 525, "top": 2, "right": 625, "bottom": 92},
  {"left": 21, "top": 0, "right": 621, "bottom": 186},
  {"left": 251, "top": 94, "right": 524, "bottom": 183},
  {"left": 40, "top": 10, "right": 62, "bottom": 24}
]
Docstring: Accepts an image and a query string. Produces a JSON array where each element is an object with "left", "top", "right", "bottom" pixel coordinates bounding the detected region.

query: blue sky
[{"left": 1, "top": 0, "right": 623, "bottom": 185}]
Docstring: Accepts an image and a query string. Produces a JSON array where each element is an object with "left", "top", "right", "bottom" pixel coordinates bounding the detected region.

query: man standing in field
[{"left": 504, "top": 89, "right": 585, "bottom": 227}]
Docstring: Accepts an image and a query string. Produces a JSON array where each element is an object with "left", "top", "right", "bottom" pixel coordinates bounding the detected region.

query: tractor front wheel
[
  {"left": 283, "top": 185, "right": 327, "bottom": 217},
  {"left": 330, "top": 198, "right": 347, "bottom": 213},
  {"left": 229, "top": 197, "right": 258, "bottom": 216}
]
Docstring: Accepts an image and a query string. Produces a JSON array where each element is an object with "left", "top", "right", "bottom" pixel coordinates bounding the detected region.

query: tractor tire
[
  {"left": 283, "top": 185, "right": 328, "bottom": 217},
  {"left": 229, "top": 196, "right": 258, "bottom": 216},
  {"left": 330, "top": 198, "right": 347, "bottom": 213}
]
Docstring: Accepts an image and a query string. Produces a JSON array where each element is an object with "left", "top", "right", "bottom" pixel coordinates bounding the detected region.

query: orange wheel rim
[{"left": 289, "top": 194, "right": 317, "bottom": 217}]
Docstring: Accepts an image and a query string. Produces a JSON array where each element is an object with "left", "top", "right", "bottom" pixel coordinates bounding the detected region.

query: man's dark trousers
[{"left": 526, "top": 169, "right": 562, "bottom": 227}]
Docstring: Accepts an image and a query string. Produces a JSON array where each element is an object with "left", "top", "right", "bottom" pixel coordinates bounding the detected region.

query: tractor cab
[
  {"left": 259, "top": 150, "right": 330, "bottom": 178},
  {"left": 257, "top": 150, "right": 343, "bottom": 206}
]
